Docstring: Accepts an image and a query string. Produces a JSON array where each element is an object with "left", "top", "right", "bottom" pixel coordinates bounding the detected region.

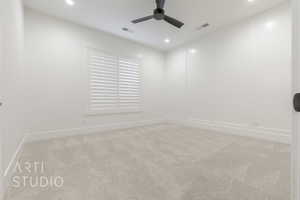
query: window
[
  {"left": 88, "top": 48, "right": 141, "bottom": 114},
  {"left": 118, "top": 57, "right": 141, "bottom": 110}
]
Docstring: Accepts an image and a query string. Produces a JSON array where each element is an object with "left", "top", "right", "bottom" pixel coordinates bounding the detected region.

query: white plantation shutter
[
  {"left": 119, "top": 58, "right": 141, "bottom": 110},
  {"left": 88, "top": 50, "right": 119, "bottom": 112},
  {"left": 88, "top": 48, "right": 141, "bottom": 113}
]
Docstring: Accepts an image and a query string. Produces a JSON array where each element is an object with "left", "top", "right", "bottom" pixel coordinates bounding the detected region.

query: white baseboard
[
  {"left": 25, "top": 119, "right": 167, "bottom": 143},
  {"left": 180, "top": 119, "right": 292, "bottom": 144}
]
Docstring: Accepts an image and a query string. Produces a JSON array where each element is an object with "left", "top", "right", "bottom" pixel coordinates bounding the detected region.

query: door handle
[{"left": 294, "top": 93, "right": 300, "bottom": 112}]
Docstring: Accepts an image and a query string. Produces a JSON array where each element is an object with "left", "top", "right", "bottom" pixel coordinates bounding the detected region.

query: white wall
[
  {"left": 165, "top": 3, "right": 292, "bottom": 135},
  {"left": 23, "top": 9, "right": 166, "bottom": 134},
  {"left": 0, "top": 0, "right": 24, "bottom": 189}
]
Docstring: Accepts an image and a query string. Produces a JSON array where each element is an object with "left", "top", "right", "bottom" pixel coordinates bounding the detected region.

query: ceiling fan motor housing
[{"left": 154, "top": 8, "right": 165, "bottom": 20}]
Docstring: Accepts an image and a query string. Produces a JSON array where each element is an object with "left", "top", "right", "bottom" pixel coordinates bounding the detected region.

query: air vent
[
  {"left": 122, "top": 27, "right": 134, "bottom": 33},
  {"left": 196, "top": 23, "right": 210, "bottom": 30}
]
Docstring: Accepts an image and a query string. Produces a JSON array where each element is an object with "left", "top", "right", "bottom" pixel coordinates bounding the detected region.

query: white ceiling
[{"left": 24, "top": 0, "right": 287, "bottom": 51}]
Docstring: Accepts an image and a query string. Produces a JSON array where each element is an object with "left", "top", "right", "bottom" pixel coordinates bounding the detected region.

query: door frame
[
  {"left": 292, "top": 0, "right": 300, "bottom": 199},
  {"left": 0, "top": 8, "right": 3, "bottom": 200},
  {"left": 0, "top": 0, "right": 4, "bottom": 197}
]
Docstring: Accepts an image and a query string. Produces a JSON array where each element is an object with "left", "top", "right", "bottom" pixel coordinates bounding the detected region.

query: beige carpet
[{"left": 5, "top": 124, "right": 290, "bottom": 200}]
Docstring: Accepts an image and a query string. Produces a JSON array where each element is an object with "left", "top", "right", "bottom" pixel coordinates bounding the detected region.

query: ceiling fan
[{"left": 131, "top": 0, "right": 184, "bottom": 29}]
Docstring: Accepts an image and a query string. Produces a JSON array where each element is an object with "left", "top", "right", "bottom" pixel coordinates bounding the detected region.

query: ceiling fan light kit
[{"left": 132, "top": 0, "right": 184, "bottom": 29}]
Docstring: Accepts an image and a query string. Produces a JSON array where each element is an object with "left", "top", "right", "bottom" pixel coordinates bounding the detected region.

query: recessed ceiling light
[
  {"left": 65, "top": 0, "right": 75, "bottom": 6},
  {"left": 189, "top": 49, "right": 197, "bottom": 54},
  {"left": 164, "top": 38, "right": 171, "bottom": 43},
  {"left": 265, "top": 21, "right": 275, "bottom": 30},
  {"left": 248, "top": 0, "right": 255, "bottom": 3},
  {"left": 137, "top": 54, "right": 144, "bottom": 59}
]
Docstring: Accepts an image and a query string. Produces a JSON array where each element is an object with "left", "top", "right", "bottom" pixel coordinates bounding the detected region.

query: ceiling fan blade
[
  {"left": 164, "top": 15, "right": 184, "bottom": 28},
  {"left": 132, "top": 15, "right": 153, "bottom": 24},
  {"left": 156, "top": 0, "right": 165, "bottom": 9}
]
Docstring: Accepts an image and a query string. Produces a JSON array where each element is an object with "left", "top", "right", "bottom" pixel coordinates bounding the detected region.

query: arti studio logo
[{"left": 11, "top": 161, "right": 64, "bottom": 189}]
